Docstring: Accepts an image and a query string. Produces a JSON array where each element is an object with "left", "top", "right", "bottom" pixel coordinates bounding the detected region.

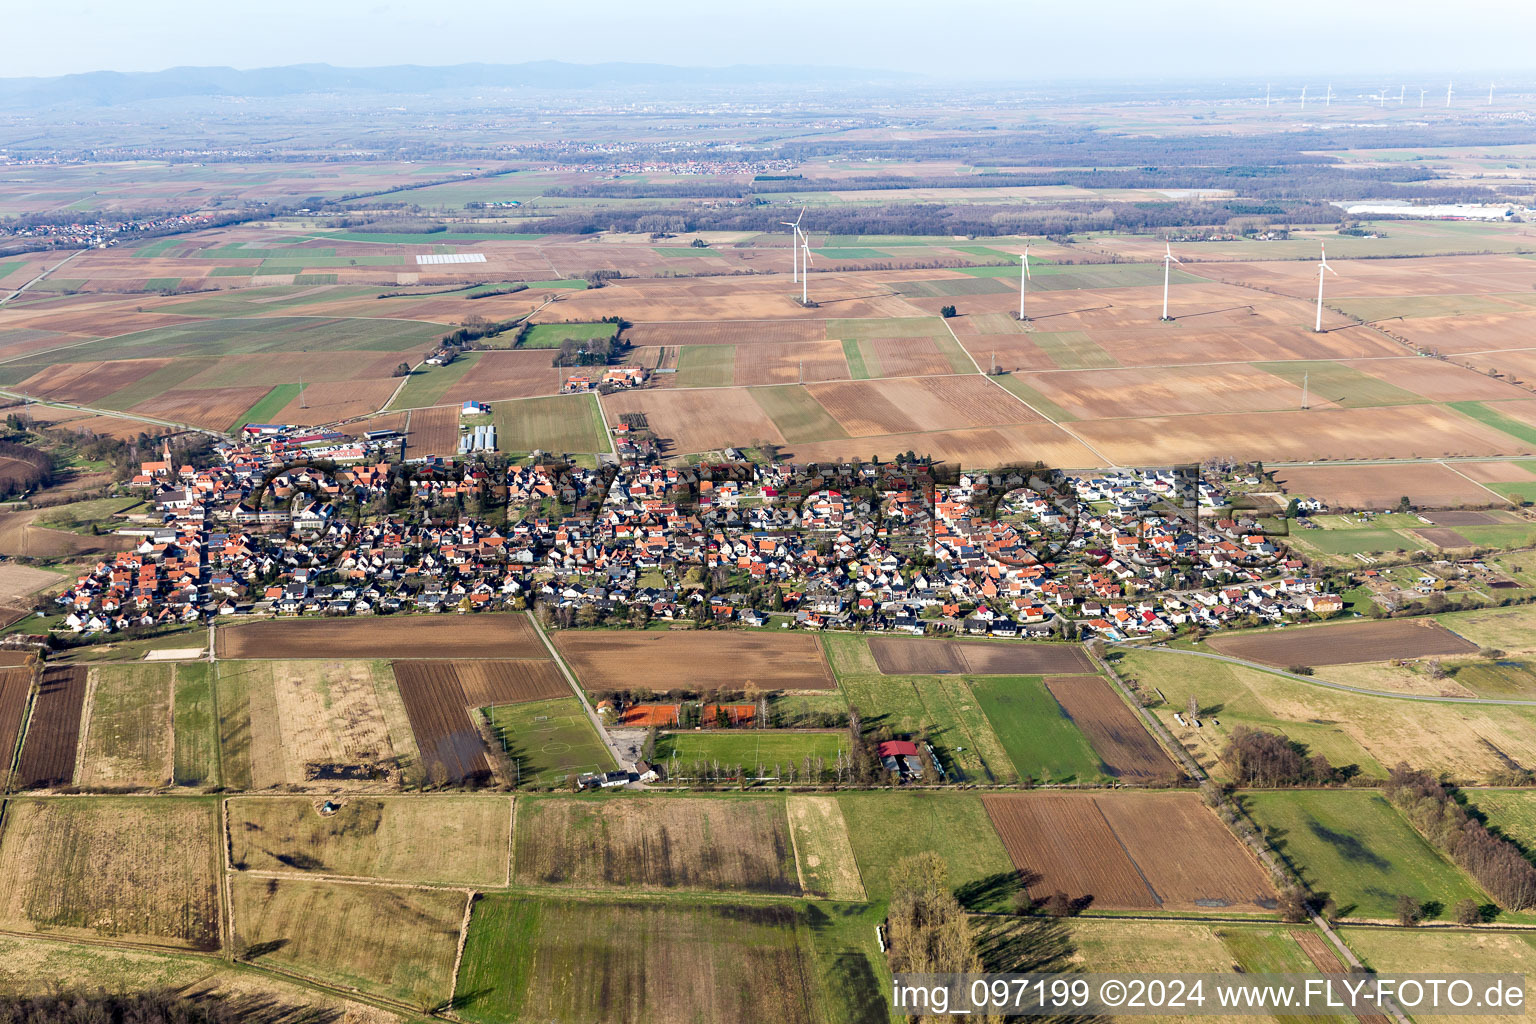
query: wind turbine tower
[
  {"left": 1489, "top": 82, "right": 1495, "bottom": 105},
  {"left": 800, "top": 236, "right": 813, "bottom": 305},
  {"left": 1399, "top": 85, "right": 1405, "bottom": 105},
  {"left": 1314, "top": 243, "right": 1337, "bottom": 334},
  {"left": 1446, "top": 81, "right": 1453, "bottom": 107},
  {"left": 1265, "top": 83, "right": 1270, "bottom": 108},
  {"left": 1325, "top": 84, "right": 1333, "bottom": 107},
  {"left": 1160, "top": 242, "right": 1182, "bottom": 322},
  {"left": 779, "top": 207, "right": 805, "bottom": 284},
  {"left": 1300, "top": 85, "right": 1307, "bottom": 111},
  {"left": 1420, "top": 87, "right": 1427, "bottom": 108},
  {"left": 1018, "top": 245, "right": 1032, "bottom": 321}
]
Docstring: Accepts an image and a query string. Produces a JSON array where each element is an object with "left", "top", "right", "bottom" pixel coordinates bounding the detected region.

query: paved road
[
  {"left": 0, "top": 389, "right": 229, "bottom": 440},
  {"left": 525, "top": 610, "right": 636, "bottom": 772},
  {"left": 1, "top": 249, "right": 85, "bottom": 306},
  {"left": 1117, "top": 642, "right": 1536, "bottom": 706}
]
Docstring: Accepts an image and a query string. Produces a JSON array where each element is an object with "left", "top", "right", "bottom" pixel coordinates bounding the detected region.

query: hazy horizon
[{"left": 11, "top": 0, "right": 1536, "bottom": 83}]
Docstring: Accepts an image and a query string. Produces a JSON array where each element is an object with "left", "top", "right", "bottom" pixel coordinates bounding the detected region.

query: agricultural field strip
[
  {"left": 1124, "top": 645, "right": 1536, "bottom": 706},
  {"left": 938, "top": 315, "right": 1117, "bottom": 462}
]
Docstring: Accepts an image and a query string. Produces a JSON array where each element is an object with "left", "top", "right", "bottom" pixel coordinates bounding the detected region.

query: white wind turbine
[
  {"left": 1265, "top": 83, "right": 1271, "bottom": 109},
  {"left": 1300, "top": 85, "right": 1307, "bottom": 111},
  {"left": 1419, "top": 87, "right": 1427, "bottom": 108},
  {"left": 1398, "top": 85, "right": 1405, "bottom": 105},
  {"left": 779, "top": 206, "right": 806, "bottom": 283},
  {"left": 1489, "top": 81, "right": 1495, "bottom": 105},
  {"left": 1446, "top": 80, "right": 1454, "bottom": 107},
  {"left": 1160, "top": 242, "right": 1182, "bottom": 322},
  {"left": 1325, "top": 84, "right": 1333, "bottom": 107},
  {"left": 1018, "top": 244, "right": 1032, "bottom": 320},
  {"left": 1314, "top": 243, "right": 1337, "bottom": 334}
]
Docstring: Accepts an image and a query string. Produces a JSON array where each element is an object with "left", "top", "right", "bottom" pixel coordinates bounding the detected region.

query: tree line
[{"left": 1384, "top": 764, "right": 1536, "bottom": 911}]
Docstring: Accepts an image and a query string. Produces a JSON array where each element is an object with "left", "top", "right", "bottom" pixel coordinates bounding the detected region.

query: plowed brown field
[
  {"left": 984, "top": 792, "right": 1275, "bottom": 912},
  {"left": 389, "top": 660, "right": 491, "bottom": 784},
  {"left": 625, "top": 320, "right": 827, "bottom": 346},
  {"left": 275, "top": 378, "right": 399, "bottom": 425},
  {"left": 1204, "top": 618, "right": 1479, "bottom": 667},
  {"left": 869, "top": 637, "right": 1093, "bottom": 675},
  {"left": 0, "top": 665, "right": 30, "bottom": 789},
  {"left": 734, "top": 341, "right": 850, "bottom": 386},
  {"left": 216, "top": 614, "right": 546, "bottom": 660},
  {"left": 403, "top": 405, "right": 459, "bottom": 457},
  {"left": 1044, "top": 675, "right": 1179, "bottom": 780},
  {"left": 403, "top": 660, "right": 568, "bottom": 706},
  {"left": 554, "top": 630, "right": 835, "bottom": 692},
  {"left": 14, "top": 665, "right": 86, "bottom": 789}
]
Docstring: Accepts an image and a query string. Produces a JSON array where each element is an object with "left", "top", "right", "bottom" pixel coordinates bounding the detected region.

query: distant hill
[{"left": 0, "top": 61, "right": 916, "bottom": 109}]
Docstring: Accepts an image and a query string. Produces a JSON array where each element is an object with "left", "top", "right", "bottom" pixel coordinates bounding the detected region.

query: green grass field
[
  {"left": 751, "top": 384, "right": 850, "bottom": 442},
  {"left": 840, "top": 337, "right": 874, "bottom": 379},
  {"left": 387, "top": 352, "right": 478, "bottom": 410},
  {"left": 7, "top": 317, "right": 443, "bottom": 377},
  {"left": 519, "top": 321, "right": 619, "bottom": 349},
  {"left": 837, "top": 673, "right": 1018, "bottom": 783},
  {"left": 1290, "top": 526, "right": 1419, "bottom": 555},
  {"left": 838, "top": 792, "right": 1015, "bottom": 909},
  {"left": 490, "top": 393, "right": 609, "bottom": 454},
  {"left": 1255, "top": 361, "right": 1427, "bottom": 408},
  {"left": 811, "top": 247, "right": 889, "bottom": 259},
  {"left": 485, "top": 696, "right": 614, "bottom": 787},
  {"left": 1243, "top": 790, "right": 1484, "bottom": 921},
  {"left": 1450, "top": 401, "right": 1536, "bottom": 447},
  {"left": 232, "top": 382, "right": 303, "bottom": 429},
  {"left": 654, "top": 731, "right": 848, "bottom": 775},
  {"left": 171, "top": 663, "right": 218, "bottom": 787},
  {"left": 966, "top": 675, "right": 1106, "bottom": 783},
  {"left": 673, "top": 345, "right": 736, "bottom": 388}
]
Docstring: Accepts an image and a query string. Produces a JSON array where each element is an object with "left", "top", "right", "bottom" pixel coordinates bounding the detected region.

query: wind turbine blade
[{"left": 794, "top": 206, "right": 806, "bottom": 226}]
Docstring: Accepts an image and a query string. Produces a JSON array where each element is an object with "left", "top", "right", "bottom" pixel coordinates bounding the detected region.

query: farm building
[{"left": 877, "top": 740, "right": 924, "bottom": 779}]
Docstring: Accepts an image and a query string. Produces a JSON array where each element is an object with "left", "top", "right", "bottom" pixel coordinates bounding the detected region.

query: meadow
[
  {"left": 227, "top": 795, "right": 512, "bottom": 885},
  {"left": 455, "top": 895, "right": 821, "bottom": 1024},
  {"left": 1242, "top": 790, "right": 1485, "bottom": 921},
  {"left": 484, "top": 696, "right": 614, "bottom": 787}
]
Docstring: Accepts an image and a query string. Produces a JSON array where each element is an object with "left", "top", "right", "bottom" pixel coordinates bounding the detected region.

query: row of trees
[
  {"left": 1220, "top": 726, "right": 1354, "bottom": 787},
  {"left": 1384, "top": 765, "right": 1536, "bottom": 911}
]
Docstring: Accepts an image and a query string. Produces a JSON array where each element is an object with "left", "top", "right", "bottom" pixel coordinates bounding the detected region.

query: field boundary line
[
  {"left": 506, "top": 795, "right": 516, "bottom": 888},
  {"left": 164, "top": 665, "right": 177, "bottom": 789},
  {"left": 218, "top": 796, "right": 235, "bottom": 957},
  {"left": 1437, "top": 459, "right": 1518, "bottom": 505},
  {"left": 589, "top": 391, "right": 615, "bottom": 455},
  {"left": 71, "top": 666, "right": 97, "bottom": 787},
  {"left": 784, "top": 794, "right": 810, "bottom": 897},
  {"left": 938, "top": 314, "right": 1117, "bottom": 466},
  {"left": 449, "top": 889, "right": 476, "bottom": 1008},
  {"left": 1125, "top": 643, "right": 1536, "bottom": 706},
  {"left": 524, "top": 611, "right": 627, "bottom": 771}
]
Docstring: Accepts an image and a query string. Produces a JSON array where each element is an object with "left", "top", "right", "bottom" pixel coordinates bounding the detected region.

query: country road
[{"left": 1116, "top": 642, "right": 1536, "bottom": 706}]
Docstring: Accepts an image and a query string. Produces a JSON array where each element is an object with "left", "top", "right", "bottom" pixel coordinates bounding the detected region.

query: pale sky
[{"left": 8, "top": 0, "right": 1536, "bottom": 81}]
